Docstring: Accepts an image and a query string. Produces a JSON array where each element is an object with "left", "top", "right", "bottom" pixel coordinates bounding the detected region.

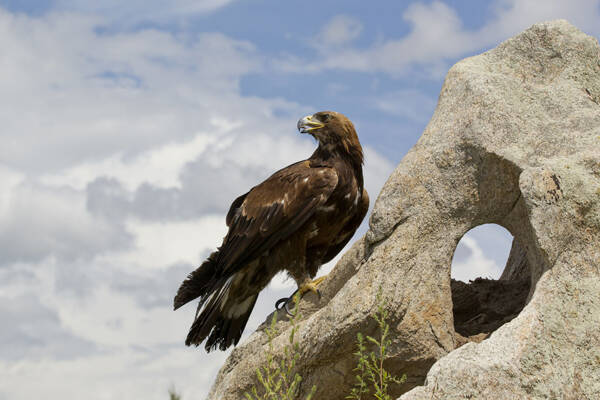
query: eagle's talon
[
  {"left": 284, "top": 300, "right": 295, "bottom": 316},
  {"left": 274, "top": 275, "right": 329, "bottom": 315},
  {"left": 275, "top": 297, "right": 289, "bottom": 310},
  {"left": 273, "top": 295, "right": 298, "bottom": 316},
  {"left": 275, "top": 286, "right": 301, "bottom": 315}
]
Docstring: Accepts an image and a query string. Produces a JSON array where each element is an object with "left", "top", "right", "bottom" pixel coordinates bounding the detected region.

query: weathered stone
[{"left": 208, "top": 20, "right": 600, "bottom": 400}]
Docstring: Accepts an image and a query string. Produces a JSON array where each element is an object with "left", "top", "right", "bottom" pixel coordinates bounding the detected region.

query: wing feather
[
  {"left": 226, "top": 192, "right": 248, "bottom": 227},
  {"left": 216, "top": 162, "right": 338, "bottom": 275}
]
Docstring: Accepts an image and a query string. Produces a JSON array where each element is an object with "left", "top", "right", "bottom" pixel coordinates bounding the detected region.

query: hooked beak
[{"left": 297, "top": 115, "right": 324, "bottom": 134}]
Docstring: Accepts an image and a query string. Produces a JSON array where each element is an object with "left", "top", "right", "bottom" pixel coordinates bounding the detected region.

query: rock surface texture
[{"left": 208, "top": 20, "right": 600, "bottom": 400}]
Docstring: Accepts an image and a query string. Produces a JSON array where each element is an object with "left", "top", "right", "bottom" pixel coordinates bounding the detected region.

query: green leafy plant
[
  {"left": 245, "top": 294, "right": 316, "bottom": 400},
  {"left": 168, "top": 385, "right": 182, "bottom": 400},
  {"left": 347, "top": 290, "right": 406, "bottom": 400},
  {"left": 241, "top": 289, "right": 406, "bottom": 400}
]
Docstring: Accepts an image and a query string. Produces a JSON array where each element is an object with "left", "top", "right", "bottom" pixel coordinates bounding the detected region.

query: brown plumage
[{"left": 173, "top": 111, "right": 369, "bottom": 352}]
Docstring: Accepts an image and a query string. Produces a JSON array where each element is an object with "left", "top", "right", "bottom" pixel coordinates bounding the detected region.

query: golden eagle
[{"left": 174, "top": 111, "right": 369, "bottom": 351}]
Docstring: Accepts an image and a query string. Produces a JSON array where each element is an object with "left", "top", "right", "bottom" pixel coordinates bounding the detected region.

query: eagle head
[{"left": 297, "top": 111, "right": 363, "bottom": 164}]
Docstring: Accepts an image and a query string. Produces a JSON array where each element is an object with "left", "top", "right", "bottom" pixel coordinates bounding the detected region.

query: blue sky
[{"left": 0, "top": 1, "right": 599, "bottom": 399}]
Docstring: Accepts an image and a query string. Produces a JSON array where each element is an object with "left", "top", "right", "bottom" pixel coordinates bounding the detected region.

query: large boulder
[{"left": 208, "top": 20, "right": 600, "bottom": 400}]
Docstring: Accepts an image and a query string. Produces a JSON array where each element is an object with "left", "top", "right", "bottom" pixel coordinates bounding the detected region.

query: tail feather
[
  {"left": 175, "top": 252, "right": 259, "bottom": 351},
  {"left": 185, "top": 277, "right": 258, "bottom": 351},
  {"left": 173, "top": 250, "right": 219, "bottom": 310}
]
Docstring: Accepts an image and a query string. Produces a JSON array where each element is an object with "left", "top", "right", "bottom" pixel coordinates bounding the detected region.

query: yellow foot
[
  {"left": 297, "top": 275, "right": 328, "bottom": 299},
  {"left": 274, "top": 275, "right": 329, "bottom": 316}
]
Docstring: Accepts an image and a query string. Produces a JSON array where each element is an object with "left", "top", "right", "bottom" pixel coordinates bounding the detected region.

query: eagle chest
[{"left": 308, "top": 180, "right": 359, "bottom": 246}]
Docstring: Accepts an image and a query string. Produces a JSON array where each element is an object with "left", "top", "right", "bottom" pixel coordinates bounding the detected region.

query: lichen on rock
[{"left": 207, "top": 20, "right": 600, "bottom": 400}]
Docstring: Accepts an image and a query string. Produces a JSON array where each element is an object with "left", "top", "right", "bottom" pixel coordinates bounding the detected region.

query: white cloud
[
  {"left": 0, "top": 9, "right": 263, "bottom": 173},
  {"left": 279, "top": 0, "right": 600, "bottom": 77},
  {"left": 54, "top": 0, "right": 236, "bottom": 24},
  {"left": 0, "top": 180, "right": 130, "bottom": 265},
  {"left": 55, "top": 285, "right": 180, "bottom": 347},
  {"left": 450, "top": 220, "right": 516, "bottom": 284},
  {"left": 362, "top": 145, "right": 395, "bottom": 204},
  {"left": 106, "top": 217, "right": 227, "bottom": 270},
  {"left": 41, "top": 132, "right": 221, "bottom": 191},
  {"left": 371, "top": 89, "right": 437, "bottom": 123},
  {"left": 275, "top": 1, "right": 473, "bottom": 76},
  {"left": 0, "top": 294, "right": 96, "bottom": 360},
  {"left": 484, "top": 0, "right": 600, "bottom": 39},
  {"left": 0, "top": 347, "right": 229, "bottom": 400},
  {"left": 317, "top": 15, "right": 363, "bottom": 48},
  {"left": 451, "top": 236, "right": 502, "bottom": 282},
  {"left": 0, "top": 165, "right": 24, "bottom": 217},
  {"left": 0, "top": 254, "right": 229, "bottom": 399}
]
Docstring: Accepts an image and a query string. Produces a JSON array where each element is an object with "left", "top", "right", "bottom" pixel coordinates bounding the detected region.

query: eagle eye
[{"left": 320, "top": 113, "right": 331, "bottom": 122}]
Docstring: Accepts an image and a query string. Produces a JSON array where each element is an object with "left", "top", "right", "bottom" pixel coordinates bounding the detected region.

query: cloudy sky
[{"left": 1, "top": 1, "right": 599, "bottom": 399}]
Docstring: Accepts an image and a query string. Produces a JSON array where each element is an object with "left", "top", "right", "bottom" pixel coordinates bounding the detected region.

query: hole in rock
[{"left": 450, "top": 224, "right": 530, "bottom": 341}]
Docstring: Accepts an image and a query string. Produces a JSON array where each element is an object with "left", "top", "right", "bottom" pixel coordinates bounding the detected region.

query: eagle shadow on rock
[{"left": 173, "top": 111, "right": 368, "bottom": 352}]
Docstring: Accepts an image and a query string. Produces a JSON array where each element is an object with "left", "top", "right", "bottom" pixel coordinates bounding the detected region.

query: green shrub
[
  {"left": 347, "top": 290, "right": 406, "bottom": 400},
  {"left": 235, "top": 289, "right": 406, "bottom": 400},
  {"left": 168, "top": 385, "right": 182, "bottom": 400},
  {"left": 245, "top": 294, "right": 316, "bottom": 400}
]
